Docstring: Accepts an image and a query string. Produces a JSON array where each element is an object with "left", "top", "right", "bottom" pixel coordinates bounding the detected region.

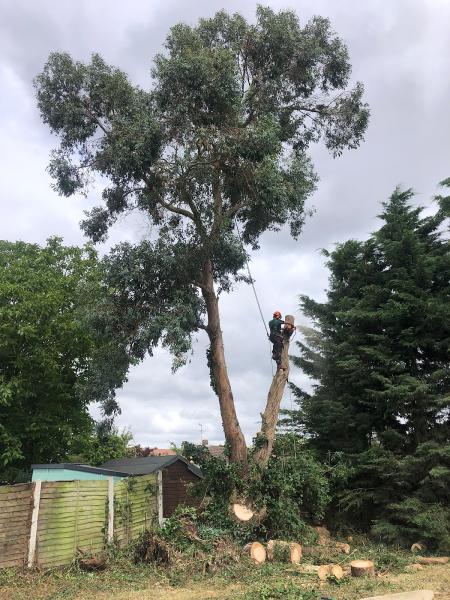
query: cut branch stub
[
  {"left": 231, "top": 503, "right": 254, "bottom": 522},
  {"left": 243, "top": 542, "right": 266, "bottom": 564}
]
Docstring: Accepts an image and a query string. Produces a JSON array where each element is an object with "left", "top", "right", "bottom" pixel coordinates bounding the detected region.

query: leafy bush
[{"left": 182, "top": 435, "right": 328, "bottom": 543}]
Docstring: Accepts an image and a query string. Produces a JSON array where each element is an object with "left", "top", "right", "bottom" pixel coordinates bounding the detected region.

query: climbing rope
[
  {"left": 234, "top": 218, "right": 269, "bottom": 338},
  {"left": 233, "top": 218, "right": 273, "bottom": 374}
]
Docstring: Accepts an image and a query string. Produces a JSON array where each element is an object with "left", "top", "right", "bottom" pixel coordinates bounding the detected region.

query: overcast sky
[{"left": 1, "top": 0, "right": 449, "bottom": 448}]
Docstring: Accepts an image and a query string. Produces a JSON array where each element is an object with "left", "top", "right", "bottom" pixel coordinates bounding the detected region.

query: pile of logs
[{"left": 242, "top": 537, "right": 378, "bottom": 580}]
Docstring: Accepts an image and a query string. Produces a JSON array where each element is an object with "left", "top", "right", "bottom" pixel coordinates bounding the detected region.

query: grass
[{"left": 0, "top": 539, "right": 449, "bottom": 600}]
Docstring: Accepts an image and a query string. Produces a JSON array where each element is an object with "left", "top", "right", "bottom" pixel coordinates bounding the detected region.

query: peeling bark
[{"left": 201, "top": 259, "right": 248, "bottom": 471}]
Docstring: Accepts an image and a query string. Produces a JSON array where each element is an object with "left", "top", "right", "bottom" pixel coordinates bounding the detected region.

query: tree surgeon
[{"left": 269, "top": 311, "right": 285, "bottom": 369}]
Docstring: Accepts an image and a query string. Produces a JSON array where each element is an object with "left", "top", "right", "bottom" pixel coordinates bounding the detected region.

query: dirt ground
[{"left": 1, "top": 563, "right": 449, "bottom": 600}]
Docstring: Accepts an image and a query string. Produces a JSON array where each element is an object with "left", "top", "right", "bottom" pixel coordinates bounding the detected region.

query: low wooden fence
[{"left": 0, "top": 474, "right": 157, "bottom": 569}]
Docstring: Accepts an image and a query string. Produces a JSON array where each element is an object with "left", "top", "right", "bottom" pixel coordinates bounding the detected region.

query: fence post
[
  {"left": 107, "top": 477, "right": 114, "bottom": 543},
  {"left": 157, "top": 471, "right": 163, "bottom": 525},
  {"left": 27, "top": 480, "right": 41, "bottom": 568}
]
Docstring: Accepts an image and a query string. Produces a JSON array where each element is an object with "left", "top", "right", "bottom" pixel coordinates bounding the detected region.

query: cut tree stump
[
  {"left": 416, "top": 556, "right": 449, "bottom": 565},
  {"left": 243, "top": 542, "right": 266, "bottom": 564},
  {"left": 350, "top": 559, "right": 375, "bottom": 577},
  {"left": 266, "top": 540, "right": 302, "bottom": 564},
  {"left": 231, "top": 503, "right": 254, "bottom": 522},
  {"left": 318, "top": 564, "right": 330, "bottom": 581}
]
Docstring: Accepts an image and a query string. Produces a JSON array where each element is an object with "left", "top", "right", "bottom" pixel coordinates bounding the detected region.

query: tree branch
[{"left": 157, "top": 197, "right": 195, "bottom": 221}]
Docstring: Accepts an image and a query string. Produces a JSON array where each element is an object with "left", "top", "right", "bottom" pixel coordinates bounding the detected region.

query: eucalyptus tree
[{"left": 35, "top": 7, "right": 369, "bottom": 471}]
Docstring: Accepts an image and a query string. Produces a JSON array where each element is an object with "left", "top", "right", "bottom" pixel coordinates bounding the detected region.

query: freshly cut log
[
  {"left": 350, "top": 559, "right": 375, "bottom": 577},
  {"left": 335, "top": 542, "right": 351, "bottom": 554},
  {"left": 243, "top": 542, "right": 266, "bottom": 564},
  {"left": 411, "top": 542, "right": 425, "bottom": 554},
  {"left": 330, "top": 564, "right": 344, "bottom": 579},
  {"left": 289, "top": 543, "right": 302, "bottom": 564},
  {"left": 266, "top": 540, "right": 302, "bottom": 564},
  {"left": 417, "top": 556, "right": 449, "bottom": 565},
  {"left": 231, "top": 503, "right": 254, "bottom": 522},
  {"left": 317, "top": 564, "right": 330, "bottom": 581}
]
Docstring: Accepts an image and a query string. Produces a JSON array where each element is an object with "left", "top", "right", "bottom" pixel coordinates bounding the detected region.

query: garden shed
[
  {"left": 32, "top": 455, "right": 202, "bottom": 524},
  {"left": 101, "top": 455, "right": 203, "bottom": 519}
]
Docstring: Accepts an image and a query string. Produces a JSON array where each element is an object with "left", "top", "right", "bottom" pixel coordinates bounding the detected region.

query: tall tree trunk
[
  {"left": 201, "top": 260, "right": 248, "bottom": 471},
  {"left": 253, "top": 315, "right": 295, "bottom": 468}
]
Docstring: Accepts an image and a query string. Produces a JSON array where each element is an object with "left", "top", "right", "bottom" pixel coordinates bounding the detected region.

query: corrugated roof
[{"left": 100, "top": 455, "right": 203, "bottom": 478}]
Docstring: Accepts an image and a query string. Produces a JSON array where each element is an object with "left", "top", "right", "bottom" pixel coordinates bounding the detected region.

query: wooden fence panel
[
  {"left": 36, "top": 480, "right": 108, "bottom": 568},
  {"left": 114, "top": 474, "right": 158, "bottom": 546},
  {"left": 1, "top": 474, "right": 158, "bottom": 570},
  {"left": 0, "top": 483, "right": 33, "bottom": 568}
]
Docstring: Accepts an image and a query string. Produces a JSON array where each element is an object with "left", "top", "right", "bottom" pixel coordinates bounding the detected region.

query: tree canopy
[
  {"left": 35, "top": 6, "right": 369, "bottom": 467},
  {"left": 0, "top": 238, "right": 125, "bottom": 482}
]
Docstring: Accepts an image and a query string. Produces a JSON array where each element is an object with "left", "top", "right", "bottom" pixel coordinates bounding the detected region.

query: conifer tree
[{"left": 287, "top": 182, "right": 450, "bottom": 548}]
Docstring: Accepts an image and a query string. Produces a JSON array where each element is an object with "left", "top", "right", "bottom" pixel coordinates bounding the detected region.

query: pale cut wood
[
  {"left": 243, "top": 542, "right": 266, "bottom": 564},
  {"left": 266, "top": 540, "right": 302, "bottom": 563},
  {"left": 318, "top": 564, "right": 330, "bottom": 581},
  {"left": 417, "top": 556, "right": 448, "bottom": 565},
  {"left": 231, "top": 503, "right": 254, "bottom": 522},
  {"left": 330, "top": 564, "right": 344, "bottom": 579},
  {"left": 350, "top": 559, "right": 375, "bottom": 577}
]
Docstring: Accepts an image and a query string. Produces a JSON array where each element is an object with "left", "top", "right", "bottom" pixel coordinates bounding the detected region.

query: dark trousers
[{"left": 269, "top": 332, "right": 283, "bottom": 364}]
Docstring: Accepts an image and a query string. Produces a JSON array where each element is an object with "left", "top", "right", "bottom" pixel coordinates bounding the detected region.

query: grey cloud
[{"left": 1, "top": 0, "right": 449, "bottom": 448}]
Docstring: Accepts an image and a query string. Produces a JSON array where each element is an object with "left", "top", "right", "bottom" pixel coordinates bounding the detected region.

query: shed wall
[{"left": 162, "top": 462, "right": 201, "bottom": 518}]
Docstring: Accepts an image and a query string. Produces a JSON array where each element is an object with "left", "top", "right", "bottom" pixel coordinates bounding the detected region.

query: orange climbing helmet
[{"left": 273, "top": 310, "right": 282, "bottom": 318}]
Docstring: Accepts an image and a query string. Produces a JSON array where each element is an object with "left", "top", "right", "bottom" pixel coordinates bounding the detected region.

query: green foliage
[
  {"left": 158, "top": 507, "right": 200, "bottom": 552},
  {"left": 34, "top": 7, "right": 368, "bottom": 399},
  {"left": 0, "top": 238, "right": 115, "bottom": 482},
  {"left": 69, "top": 424, "right": 134, "bottom": 466},
  {"left": 255, "top": 435, "right": 329, "bottom": 541},
  {"left": 287, "top": 184, "right": 450, "bottom": 550},
  {"left": 182, "top": 436, "right": 327, "bottom": 543}
]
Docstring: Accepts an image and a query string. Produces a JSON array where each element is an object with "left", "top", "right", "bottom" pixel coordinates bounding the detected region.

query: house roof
[
  {"left": 100, "top": 455, "right": 203, "bottom": 478},
  {"left": 31, "top": 463, "right": 130, "bottom": 478},
  {"left": 208, "top": 445, "right": 226, "bottom": 459}
]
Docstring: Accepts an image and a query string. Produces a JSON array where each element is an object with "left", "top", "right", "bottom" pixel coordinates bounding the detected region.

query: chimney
[{"left": 201, "top": 439, "right": 208, "bottom": 447}]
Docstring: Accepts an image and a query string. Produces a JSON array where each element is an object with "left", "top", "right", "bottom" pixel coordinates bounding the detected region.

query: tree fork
[
  {"left": 201, "top": 260, "right": 248, "bottom": 471},
  {"left": 253, "top": 315, "right": 295, "bottom": 468}
]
